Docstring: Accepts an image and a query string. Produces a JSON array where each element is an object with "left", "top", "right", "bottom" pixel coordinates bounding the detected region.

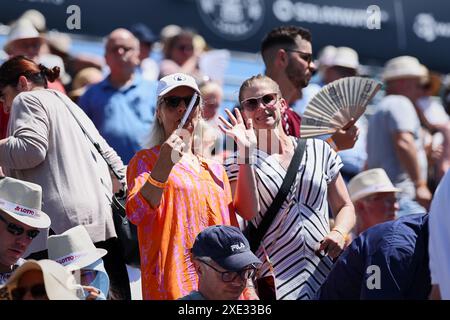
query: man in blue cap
[{"left": 180, "top": 225, "right": 262, "bottom": 300}]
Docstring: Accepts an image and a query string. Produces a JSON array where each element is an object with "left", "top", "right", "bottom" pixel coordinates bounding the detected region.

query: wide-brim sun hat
[
  {"left": 48, "top": 225, "right": 107, "bottom": 272},
  {"left": 348, "top": 168, "right": 401, "bottom": 203},
  {"left": 382, "top": 55, "right": 428, "bottom": 81},
  {"left": 3, "top": 18, "right": 44, "bottom": 53},
  {"left": 0, "top": 177, "right": 51, "bottom": 229},
  {"left": 2, "top": 259, "right": 80, "bottom": 300}
]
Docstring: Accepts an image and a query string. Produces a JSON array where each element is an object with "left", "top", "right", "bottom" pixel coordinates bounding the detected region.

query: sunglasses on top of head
[
  {"left": 162, "top": 95, "right": 200, "bottom": 109},
  {"left": 0, "top": 213, "right": 40, "bottom": 239},
  {"left": 240, "top": 93, "right": 278, "bottom": 111}
]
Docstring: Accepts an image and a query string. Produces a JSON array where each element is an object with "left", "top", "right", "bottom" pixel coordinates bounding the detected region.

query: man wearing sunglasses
[
  {"left": 180, "top": 225, "right": 262, "bottom": 300},
  {"left": 0, "top": 177, "right": 51, "bottom": 285},
  {"left": 261, "top": 26, "right": 359, "bottom": 151}
]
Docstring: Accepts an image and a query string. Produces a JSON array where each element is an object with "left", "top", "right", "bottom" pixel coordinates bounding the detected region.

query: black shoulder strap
[
  {"left": 247, "top": 138, "right": 307, "bottom": 252},
  {"left": 52, "top": 91, "right": 125, "bottom": 185}
]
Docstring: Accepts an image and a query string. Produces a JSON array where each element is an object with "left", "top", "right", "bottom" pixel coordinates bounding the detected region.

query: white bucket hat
[
  {"left": 47, "top": 225, "right": 107, "bottom": 271},
  {"left": 329, "top": 46, "right": 359, "bottom": 70},
  {"left": 1, "top": 259, "right": 80, "bottom": 300},
  {"left": 0, "top": 177, "right": 51, "bottom": 229},
  {"left": 3, "top": 18, "right": 44, "bottom": 53},
  {"left": 348, "top": 168, "right": 401, "bottom": 203},
  {"left": 157, "top": 73, "right": 200, "bottom": 97},
  {"left": 382, "top": 56, "right": 428, "bottom": 81}
]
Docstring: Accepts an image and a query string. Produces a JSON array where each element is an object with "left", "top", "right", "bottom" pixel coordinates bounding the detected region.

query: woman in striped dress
[
  {"left": 126, "top": 73, "right": 254, "bottom": 299},
  {"left": 221, "top": 75, "right": 355, "bottom": 300}
]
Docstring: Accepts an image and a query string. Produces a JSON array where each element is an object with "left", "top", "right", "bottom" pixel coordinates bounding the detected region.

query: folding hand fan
[{"left": 300, "top": 77, "right": 382, "bottom": 138}]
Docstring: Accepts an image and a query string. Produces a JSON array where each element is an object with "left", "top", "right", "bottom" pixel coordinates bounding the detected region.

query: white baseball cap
[
  {"left": 0, "top": 177, "right": 51, "bottom": 229},
  {"left": 157, "top": 73, "right": 200, "bottom": 97},
  {"left": 329, "top": 47, "right": 359, "bottom": 70},
  {"left": 348, "top": 168, "right": 401, "bottom": 203},
  {"left": 48, "top": 225, "right": 107, "bottom": 272},
  {"left": 382, "top": 56, "right": 428, "bottom": 81}
]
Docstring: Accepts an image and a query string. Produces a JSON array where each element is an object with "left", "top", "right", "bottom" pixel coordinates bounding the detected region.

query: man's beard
[{"left": 286, "top": 61, "right": 310, "bottom": 90}]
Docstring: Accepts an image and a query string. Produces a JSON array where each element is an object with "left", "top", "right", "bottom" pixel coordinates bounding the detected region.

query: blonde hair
[
  {"left": 142, "top": 96, "right": 205, "bottom": 150},
  {"left": 238, "top": 74, "right": 282, "bottom": 103}
]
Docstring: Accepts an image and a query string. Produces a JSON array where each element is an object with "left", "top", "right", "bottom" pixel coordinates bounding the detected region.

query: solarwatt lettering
[{"left": 273, "top": 0, "right": 389, "bottom": 29}]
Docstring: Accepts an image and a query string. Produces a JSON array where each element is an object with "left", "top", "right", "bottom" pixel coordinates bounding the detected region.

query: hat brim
[
  {"left": 351, "top": 187, "right": 401, "bottom": 203},
  {"left": 0, "top": 207, "right": 51, "bottom": 229},
  {"left": 216, "top": 251, "right": 262, "bottom": 272},
  {"left": 158, "top": 84, "right": 200, "bottom": 97},
  {"left": 62, "top": 248, "right": 107, "bottom": 271},
  {"left": 4, "top": 36, "right": 44, "bottom": 53},
  {"left": 4, "top": 260, "right": 80, "bottom": 300}
]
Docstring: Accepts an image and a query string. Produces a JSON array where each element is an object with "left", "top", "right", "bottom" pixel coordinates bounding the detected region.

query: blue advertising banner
[{"left": 1, "top": 0, "right": 450, "bottom": 72}]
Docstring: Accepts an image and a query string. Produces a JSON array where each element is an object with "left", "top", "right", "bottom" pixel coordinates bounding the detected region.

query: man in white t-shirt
[
  {"left": 367, "top": 56, "right": 431, "bottom": 217},
  {"left": 428, "top": 170, "right": 450, "bottom": 299}
]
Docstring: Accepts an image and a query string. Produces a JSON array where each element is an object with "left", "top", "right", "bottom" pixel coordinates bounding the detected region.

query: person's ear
[
  {"left": 16, "top": 76, "right": 30, "bottom": 92},
  {"left": 276, "top": 48, "right": 289, "bottom": 68},
  {"left": 279, "top": 97, "right": 288, "bottom": 114},
  {"left": 193, "top": 259, "right": 202, "bottom": 275}
]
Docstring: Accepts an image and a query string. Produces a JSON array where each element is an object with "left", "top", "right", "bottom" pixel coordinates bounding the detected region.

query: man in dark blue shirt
[{"left": 316, "top": 213, "right": 431, "bottom": 299}]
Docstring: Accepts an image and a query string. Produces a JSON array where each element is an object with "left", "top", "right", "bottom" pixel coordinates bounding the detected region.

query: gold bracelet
[
  {"left": 147, "top": 174, "right": 168, "bottom": 189},
  {"left": 331, "top": 228, "right": 348, "bottom": 240}
]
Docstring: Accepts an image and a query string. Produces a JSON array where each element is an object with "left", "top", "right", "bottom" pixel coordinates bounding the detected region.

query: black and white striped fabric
[{"left": 224, "top": 138, "right": 343, "bottom": 300}]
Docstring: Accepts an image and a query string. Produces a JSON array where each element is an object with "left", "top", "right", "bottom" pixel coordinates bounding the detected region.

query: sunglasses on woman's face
[
  {"left": 240, "top": 93, "right": 278, "bottom": 111},
  {"left": 162, "top": 95, "right": 200, "bottom": 109},
  {"left": 72, "top": 269, "right": 98, "bottom": 286},
  {"left": 0, "top": 214, "right": 40, "bottom": 239},
  {"left": 11, "top": 283, "right": 47, "bottom": 300}
]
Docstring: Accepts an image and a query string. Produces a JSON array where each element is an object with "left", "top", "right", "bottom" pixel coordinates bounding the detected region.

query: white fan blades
[{"left": 300, "top": 76, "right": 381, "bottom": 138}]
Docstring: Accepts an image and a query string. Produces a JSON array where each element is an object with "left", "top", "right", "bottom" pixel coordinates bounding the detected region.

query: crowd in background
[{"left": 0, "top": 8, "right": 449, "bottom": 300}]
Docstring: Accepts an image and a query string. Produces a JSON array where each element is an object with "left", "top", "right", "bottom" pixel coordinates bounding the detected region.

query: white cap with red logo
[{"left": 0, "top": 177, "right": 51, "bottom": 229}]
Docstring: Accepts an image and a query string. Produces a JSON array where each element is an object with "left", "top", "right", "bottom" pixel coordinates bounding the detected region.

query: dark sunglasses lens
[
  {"left": 11, "top": 287, "right": 26, "bottom": 300},
  {"left": 27, "top": 229, "right": 40, "bottom": 239},
  {"left": 184, "top": 96, "right": 201, "bottom": 107},
  {"left": 8, "top": 223, "right": 24, "bottom": 236},
  {"left": 243, "top": 99, "right": 258, "bottom": 110},
  {"left": 166, "top": 97, "right": 181, "bottom": 108},
  {"left": 30, "top": 284, "right": 47, "bottom": 298},
  {"left": 262, "top": 94, "right": 276, "bottom": 106}
]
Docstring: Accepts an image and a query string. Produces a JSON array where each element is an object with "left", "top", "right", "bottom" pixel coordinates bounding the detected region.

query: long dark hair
[{"left": 0, "top": 55, "right": 60, "bottom": 91}]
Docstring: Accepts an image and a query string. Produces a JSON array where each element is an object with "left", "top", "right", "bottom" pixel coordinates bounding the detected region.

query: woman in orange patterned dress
[{"left": 126, "top": 73, "right": 258, "bottom": 300}]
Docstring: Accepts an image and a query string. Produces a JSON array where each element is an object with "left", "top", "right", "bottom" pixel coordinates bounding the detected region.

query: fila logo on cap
[{"left": 230, "top": 242, "right": 246, "bottom": 252}]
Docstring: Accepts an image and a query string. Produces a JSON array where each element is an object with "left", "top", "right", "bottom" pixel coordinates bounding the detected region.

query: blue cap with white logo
[{"left": 192, "top": 225, "right": 262, "bottom": 271}]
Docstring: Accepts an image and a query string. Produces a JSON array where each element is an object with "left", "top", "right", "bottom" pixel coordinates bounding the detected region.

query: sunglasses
[
  {"left": 240, "top": 93, "right": 278, "bottom": 111},
  {"left": 11, "top": 283, "right": 47, "bottom": 300},
  {"left": 284, "top": 49, "right": 313, "bottom": 65},
  {"left": 200, "top": 260, "right": 257, "bottom": 282},
  {"left": 72, "top": 269, "right": 98, "bottom": 286},
  {"left": 0, "top": 214, "right": 40, "bottom": 239},
  {"left": 175, "top": 44, "right": 194, "bottom": 52},
  {"left": 162, "top": 95, "right": 200, "bottom": 109}
]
